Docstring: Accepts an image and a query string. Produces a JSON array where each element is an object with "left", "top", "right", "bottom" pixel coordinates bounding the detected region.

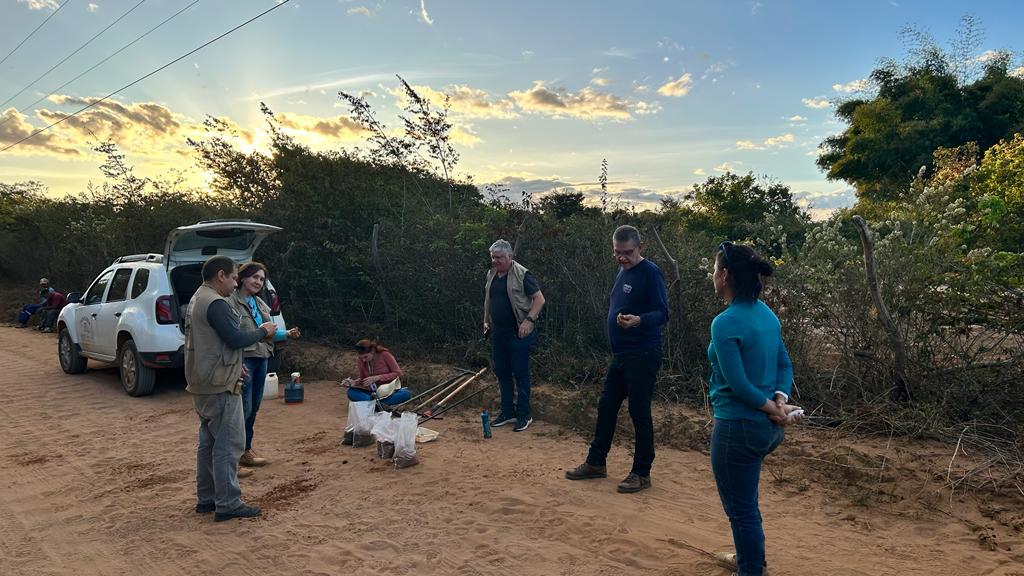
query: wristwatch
[{"left": 524, "top": 315, "right": 537, "bottom": 324}]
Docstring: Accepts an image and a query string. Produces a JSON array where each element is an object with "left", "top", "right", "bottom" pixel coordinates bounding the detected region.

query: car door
[
  {"left": 94, "top": 268, "right": 134, "bottom": 358},
  {"left": 77, "top": 269, "right": 114, "bottom": 354}
]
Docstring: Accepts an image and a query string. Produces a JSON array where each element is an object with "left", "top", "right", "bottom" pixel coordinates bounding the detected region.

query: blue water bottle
[{"left": 481, "top": 410, "right": 492, "bottom": 439}]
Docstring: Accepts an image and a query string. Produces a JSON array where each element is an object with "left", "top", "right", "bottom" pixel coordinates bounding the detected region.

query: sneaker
[
  {"left": 237, "top": 466, "right": 254, "bottom": 478},
  {"left": 214, "top": 504, "right": 261, "bottom": 522},
  {"left": 195, "top": 501, "right": 216, "bottom": 514},
  {"left": 512, "top": 416, "right": 533, "bottom": 432},
  {"left": 714, "top": 551, "right": 769, "bottom": 575},
  {"left": 240, "top": 449, "right": 268, "bottom": 467},
  {"left": 616, "top": 473, "right": 651, "bottom": 493},
  {"left": 491, "top": 412, "right": 516, "bottom": 427},
  {"left": 565, "top": 462, "right": 607, "bottom": 480},
  {"left": 40, "top": 327, "right": 52, "bottom": 333}
]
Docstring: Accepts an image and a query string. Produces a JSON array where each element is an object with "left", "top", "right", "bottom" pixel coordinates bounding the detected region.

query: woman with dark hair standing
[
  {"left": 708, "top": 242, "right": 802, "bottom": 576},
  {"left": 232, "top": 262, "right": 300, "bottom": 473}
]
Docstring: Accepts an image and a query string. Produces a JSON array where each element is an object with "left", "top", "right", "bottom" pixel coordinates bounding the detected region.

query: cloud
[
  {"left": 632, "top": 100, "right": 661, "bottom": 115},
  {"left": 751, "top": 1, "right": 763, "bottom": 15},
  {"left": 735, "top": 140, "right": 762, "bottom": 150},
  {"left": 786, "top": 114, "right": 807, "bottom": 123},
  {"left": 802, "top": 97, "right": 831, "bottom": 109},
  {"left": 418, "top": 0, "right": 433, "bottom": 25},
  {"left": 392, "top": 84, "right": 519, "bottom": 119},
  {"left": 693, "top": 168, "right": 706, "bottom": 176},
  {"left": 657, "top": 73, "right": 693, "bottom": 97},
  {"left": 246, "top": 72, "right": 397, "bottom": 100},
  {"left": 602, "top": 47, "right": 635, "bottom": 59},
  {"left": 450, "top": 123, "right": 481, "bottom": 147},
  {"left": 521, "top": 50, "right": 534, "bottom": 58},
  {"left": 347, "top": 6, "right": 372, "bottom": 16},
  {"left": 508, "top": 82, "right": 640, "bottom": 121},
  {"left": 87, "top": 3, "right": 98, "bottom": 12},
  {"left": 764, "top": 133, "right": 795, "bottom": 147},
  {"left": 590, "top": 77, "right": 610, "bottom": 87},
  {"left": 492, "top": 176, "right": 573, "bottom": 196},
  {"left": 275, "top": 111, "right": 369, "bottom": 140},
  {"left": 0, "top": 107, "right": 79, "bottom": 156},
  {"left": 1010, "top": 66, "right": 1024, "bottom": 78},
  {"left": 702, "top": 62, "right": 731, "bottom": 82},
  {"left": 657, "top": 37, "right": 683, "bottom": 52},
  {"left": 17, "top": 0, "right": 58, "bottom": 10},
  {"left": 714, "top": 161, "right": 737, "bottom": 172},
  {"left": 831, "top": 79, "right": 869, "bottom": 93},
  {"left": 974, "top": 50, "right": 1003, "bottom": 64}
]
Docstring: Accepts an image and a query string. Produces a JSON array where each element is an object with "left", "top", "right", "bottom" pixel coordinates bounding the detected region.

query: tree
[
  {"left": 817, "top": 19, "right": 1024, "bottom": 202},
  {"left": 679, "top": 172, "right": 808, "bottom": 250}
]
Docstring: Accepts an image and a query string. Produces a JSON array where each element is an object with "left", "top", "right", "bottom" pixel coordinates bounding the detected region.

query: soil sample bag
[
  {"left": 393, "top": 412, "right": 420, "bottom": 469},
  {"left": 371, "top": 412, "right": 397, "bottom": 459},
  {"left": 347, "top": 401, "right": 376, "bottom": 448}
]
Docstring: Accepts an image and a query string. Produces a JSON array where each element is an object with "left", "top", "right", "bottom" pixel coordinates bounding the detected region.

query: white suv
[{"left": 56, "top": 220, "right": 287, "bottom": 396}]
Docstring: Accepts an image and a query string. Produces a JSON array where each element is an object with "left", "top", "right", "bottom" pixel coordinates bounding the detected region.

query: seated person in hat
[
  {"left": 18, "top": 278, "right": 66, "bottom": 331},
  {"left": 343, "top": 339, "right": 412, "bottom": 405}
]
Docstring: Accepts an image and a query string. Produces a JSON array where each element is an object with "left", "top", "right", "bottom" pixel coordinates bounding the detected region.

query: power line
[
  {"left": 0, "top": 0, "right": 72, "bottom": 68},
  {"left": 0, "top": 0, "right": 149, "bottom": 111},
  {"left": 1, "top": 0, "right": 293, "bottom": 154},
  {"left": 0, "top": 0, "right": 202, "bottom": 130}
]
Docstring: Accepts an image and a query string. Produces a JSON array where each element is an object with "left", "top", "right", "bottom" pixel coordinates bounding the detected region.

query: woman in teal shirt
[
  {"left": 708, "top": 242, "right": 801, "bottom": 576},
  {"left": 233, "top": 262, "right": 300, "bottom": 473}
]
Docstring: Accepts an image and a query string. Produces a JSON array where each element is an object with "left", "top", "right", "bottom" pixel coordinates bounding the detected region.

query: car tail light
[
  {"left": 269, "top": 290, "right": 281, "bottom": 315},
  {"left": 156, "top": 295, "right": 176, "bottom": 324}
]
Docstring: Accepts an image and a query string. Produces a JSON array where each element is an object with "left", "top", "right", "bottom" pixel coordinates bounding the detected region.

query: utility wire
[
  {"left": 0, "top": 0, "right": 149, "bottom": 111},
  {"left": 1, "top": 0, "right": 293, "bottom": 154},
  {"left": 0, "top": 0, "right": 202, "bottom": 130},
  {"left": 0, "top": 0, "right": 72, "bottom": 68}
]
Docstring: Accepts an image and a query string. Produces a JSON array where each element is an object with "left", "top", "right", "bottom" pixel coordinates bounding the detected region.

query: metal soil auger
[{"left": 417, "top": 367, "right": 488, "bottom": 421}]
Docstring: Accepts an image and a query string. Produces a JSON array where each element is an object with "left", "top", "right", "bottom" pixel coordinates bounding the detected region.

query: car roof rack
[
  {"left": 195, "top": 218, "right": 253, "bottom": 224},
  {"left": 113, "top": 253, "right": 164, "bottom": 264}
]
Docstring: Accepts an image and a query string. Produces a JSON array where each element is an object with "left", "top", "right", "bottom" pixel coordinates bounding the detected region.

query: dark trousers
[
  {"left": 586, "top": 348, "right": 661, "bottom": 476},
  {"left": 241, "top": 357, "right": 268, "bottom": 451},
  {"left": 491, "top": 331, "right": 535, "bottom": 418},
  {"left": 711, "top": 418, "right": 785, "bottom": 576}
]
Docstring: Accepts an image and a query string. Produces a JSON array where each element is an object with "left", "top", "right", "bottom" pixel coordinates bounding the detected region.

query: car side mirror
[{"left": 66, "top": 292, "right": 82, "bottom": 304}]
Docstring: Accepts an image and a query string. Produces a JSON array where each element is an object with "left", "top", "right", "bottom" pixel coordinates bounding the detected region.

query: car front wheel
[
  {"left": 58, "top": 329, "right": 88, "bottom": 374},
  {"left": 119, "top": 339, "right": 156, "bottom": 397}
]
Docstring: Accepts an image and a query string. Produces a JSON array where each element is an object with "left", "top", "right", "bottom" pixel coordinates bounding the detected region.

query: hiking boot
[
  {"left": 714, "top": 551, "right": 769, "bottom": 575},
  {"left": 513, "top": 416, "right": 533, "bottom": 432},
  {"left": 491, "top": 412, "right": 516, "bottom": 427},
  {"left": 237, "top": 466, "right": 254, "bottom": 478},
  {"left": 616, "top": 473, "right": 651, "bottom": 493},
  {"left": 195, "top": 501, "right": 216, "bottom": 514},
  {"left": 341, "top": 430, "right": 354, "bottom": 445},
  {"left": 214, "top": 504, "right": 261, "bottom": 522},
  {"left": 240, "top": 449, "right": 268, "bottom": 467},
  {"left": 565, "top": 462, "right": 607, "bottom": 480}
]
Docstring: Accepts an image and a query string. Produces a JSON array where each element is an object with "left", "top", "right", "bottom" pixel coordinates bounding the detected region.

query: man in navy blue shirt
[{"left": 566, "top": 225, "right": 669, "bottom": 493}]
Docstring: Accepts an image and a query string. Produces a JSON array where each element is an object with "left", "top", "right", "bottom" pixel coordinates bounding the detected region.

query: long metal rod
[
  {"left": 390, "top": 370, "right": 473, "bottom": 410},
  {"left": 412, "top": 373, "right": 472, "bottom": 413},
  {"left": 418, "top": 383, "right": 492, "bottom": 425},
  {"left": 421, "top": 367, "right": 488, "bottom": 417}
]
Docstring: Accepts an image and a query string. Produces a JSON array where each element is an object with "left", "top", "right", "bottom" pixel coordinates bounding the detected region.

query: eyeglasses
[{"left": 718, "top": 241, "right": 734, "bottom": 268}]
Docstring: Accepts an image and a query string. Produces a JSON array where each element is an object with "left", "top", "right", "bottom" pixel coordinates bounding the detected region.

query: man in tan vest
[
  {"left": 483, "top": 239, "right": 545, "bottom": 432},
  {"left": 185, "top": 256, "right": 276, "bottom": 522}
]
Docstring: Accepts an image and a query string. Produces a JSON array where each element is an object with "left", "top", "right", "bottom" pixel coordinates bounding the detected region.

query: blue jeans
[
  {"left": 347, "top": 387, "right": 412, "bottom": 405},
  {"left": 711, "top": 418, "right": 785, "bottom": 576},
  {"left": 241, "top": 357, "right": 268, "bottom": 451},
  {"left": 18, "top": 304, "right": 41, "bottom": 325},
  {"left": 192, "top": 391, "right": 245, "bottom": 513},
  {"left": 586, "top": 348, "right": 661, "bottom": 476},
  {"left": 491, "top": 331, "right": 535, "bottom": 418}
]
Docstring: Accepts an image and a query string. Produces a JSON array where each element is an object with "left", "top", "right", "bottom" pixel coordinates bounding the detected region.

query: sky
[{"left": 1, "top": 0, "right": 1023, "bottom": 217}]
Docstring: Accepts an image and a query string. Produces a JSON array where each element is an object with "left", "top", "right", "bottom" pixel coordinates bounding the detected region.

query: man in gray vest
[
  {"left": 186, "top": 255, "right": 276, "bottom": 522},
  {"left": 483, "top": 239, "right": 545, "bottom": 432}
]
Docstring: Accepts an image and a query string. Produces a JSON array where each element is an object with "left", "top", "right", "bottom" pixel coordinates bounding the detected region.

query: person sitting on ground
[
  {"left": 37, "top": 284, "right": 68, "bottom": 333},
  {"left": 17, "top": 278, "right": 64, "bottom": 330},
  {"left": 343, "top": 339, "right": 411, "bottom": 405}
]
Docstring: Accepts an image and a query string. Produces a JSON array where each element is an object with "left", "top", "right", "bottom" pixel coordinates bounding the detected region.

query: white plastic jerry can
[{"left": 263, "top": 372, "right": 279, "bottom": 400}]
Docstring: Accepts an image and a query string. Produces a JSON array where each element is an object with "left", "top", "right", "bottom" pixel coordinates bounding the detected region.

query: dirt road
[{"left": 1, "top": 327, "right": 1021, "bottom": 576}]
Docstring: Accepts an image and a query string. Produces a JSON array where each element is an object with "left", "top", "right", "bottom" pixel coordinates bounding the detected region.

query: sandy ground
[{"left": 1, "top": 326, "right": 1023, "bottom": 576}]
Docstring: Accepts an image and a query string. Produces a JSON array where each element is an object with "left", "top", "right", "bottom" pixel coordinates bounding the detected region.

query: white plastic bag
[
  {"left": 372, "top": 412, "right": 398, "bottom": 459},
  {"left": 346, "top": 401, "right": 376, "bottom": 448},
  {"left": 393, "top": 412, "right": 420, "bottom": 468}
]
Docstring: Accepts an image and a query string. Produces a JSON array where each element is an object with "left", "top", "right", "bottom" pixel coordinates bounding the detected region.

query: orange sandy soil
[{"left": 1, "top": 328, "right": 1022, "bottom": 576}]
